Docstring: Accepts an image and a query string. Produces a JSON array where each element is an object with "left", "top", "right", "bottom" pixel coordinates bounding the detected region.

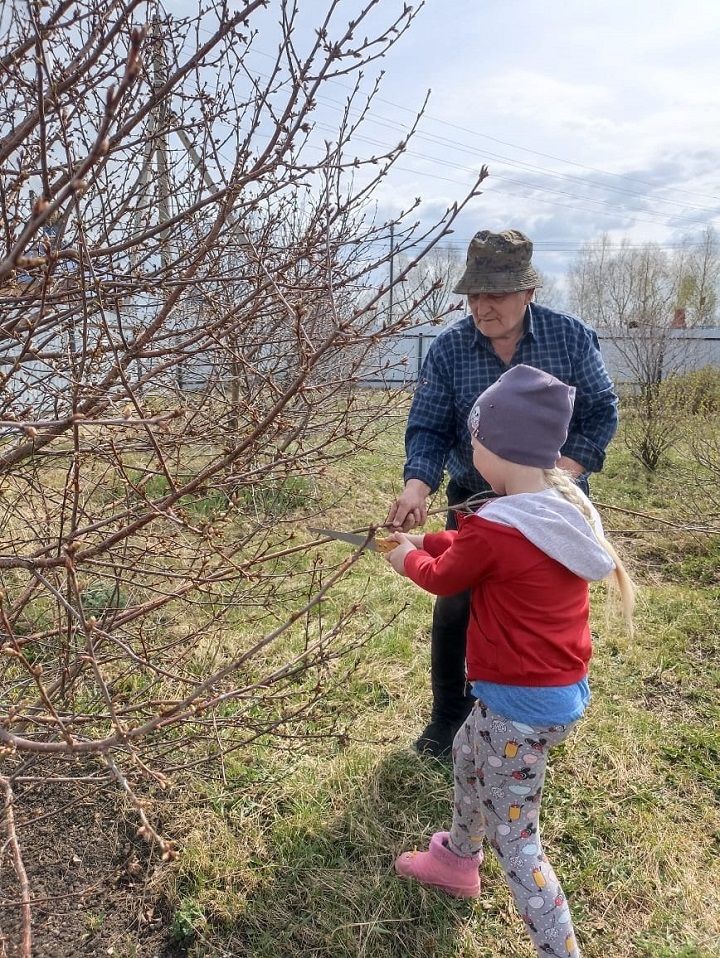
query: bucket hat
[{"left": 453, "top": 229, "right": 543, "bottom": 295}]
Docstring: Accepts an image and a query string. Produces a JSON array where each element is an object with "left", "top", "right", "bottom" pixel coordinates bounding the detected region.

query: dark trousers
[
  {"left": 429, "top": 474, "right": 590, "bottom": 725},
  {"left": 429, "top": 479, "right": 477, "bottom": 724}
]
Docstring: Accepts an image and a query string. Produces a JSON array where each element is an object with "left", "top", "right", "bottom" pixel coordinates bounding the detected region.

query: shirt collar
[{"left": 525, "top": 303, "right": 537, "bottom": 340}]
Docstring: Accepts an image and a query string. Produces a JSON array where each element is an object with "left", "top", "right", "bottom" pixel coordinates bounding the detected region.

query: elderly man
[{"left": 387, "top": 229, "right": 618, "bottom": 757}]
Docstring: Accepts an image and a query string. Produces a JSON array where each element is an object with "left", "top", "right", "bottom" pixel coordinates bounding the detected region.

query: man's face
[{"left": 468, "top": 289, "right": 533, "bottom": 341}]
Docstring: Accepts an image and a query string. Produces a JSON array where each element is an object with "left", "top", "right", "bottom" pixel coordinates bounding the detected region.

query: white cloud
[{"left": 350, "top": 0, "right": 720, "bottom": 287}]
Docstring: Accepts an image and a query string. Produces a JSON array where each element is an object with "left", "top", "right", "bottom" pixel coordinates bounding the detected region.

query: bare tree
[
  {"left": 533, "top": 270, "right": 565, "bottom": 312},
  {"left": 567, "top": 238, "right": 689, "bottom": 469},
  {"left": 392, "top": 246, "right": 466, "bottom": 327},
  {"left": 675, "top": 226, "right": 720, "bottom": 327},
  {"left": 568, "top": 237, "right": 676, "bottom": 328},
  {"left": 567, "top": 237, "right": 694, "bottom": 389},
  {"left": 0, "top": 1, "right": 487, "bottom": 948}
]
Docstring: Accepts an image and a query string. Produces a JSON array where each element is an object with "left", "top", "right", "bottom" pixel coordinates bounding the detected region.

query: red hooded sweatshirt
[{"left": 403, "top": 490, "right": 614, "bottom": 687}]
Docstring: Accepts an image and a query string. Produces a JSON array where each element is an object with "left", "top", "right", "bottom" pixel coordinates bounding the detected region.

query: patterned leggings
[{"left": 450, "top": 699, "right": 581, "bottom": 958}]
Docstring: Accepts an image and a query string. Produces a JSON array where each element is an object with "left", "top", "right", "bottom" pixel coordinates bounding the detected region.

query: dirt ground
[{"left": 0, "top": 767, "right": 182, "bottom": 958}]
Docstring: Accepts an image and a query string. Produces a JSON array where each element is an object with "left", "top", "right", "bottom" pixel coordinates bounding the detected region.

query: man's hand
[
  {"left": 384, "top": 532, "right": 417, "bottom": 575},
  {"left": 557, "top": 455, "right": 586, "bottom": 478},
  {"left": 386, "top": 479, "right": 431, "bottom": 531}
]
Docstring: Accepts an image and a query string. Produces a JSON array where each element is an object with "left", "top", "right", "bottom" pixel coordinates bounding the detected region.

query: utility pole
[
  {"left": 149, "top": 14, "right": 183, "bottom": 389},
  {"left": 152, "top": 17, "right": 171, "bottom": 270},
  {"left": 139, "top": 12, "right": 254, "bottom": 415},
  {"left": 388, "top": 222, "right": 394, "bottom": 326}
]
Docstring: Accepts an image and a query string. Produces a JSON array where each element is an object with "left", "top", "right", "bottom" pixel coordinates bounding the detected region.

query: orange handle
[{"left": 375, "top": 537, "right": 399, "bottom": 554}]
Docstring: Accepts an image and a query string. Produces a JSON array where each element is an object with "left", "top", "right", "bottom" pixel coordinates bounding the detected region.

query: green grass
[{"left": 153, "top": 409, "right": 720, "bottom": 958}]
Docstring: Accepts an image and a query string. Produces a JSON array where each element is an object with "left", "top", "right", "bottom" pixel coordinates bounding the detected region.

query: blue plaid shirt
[{"left": 404, "top": 304, "right": 618, "bottom": 493}]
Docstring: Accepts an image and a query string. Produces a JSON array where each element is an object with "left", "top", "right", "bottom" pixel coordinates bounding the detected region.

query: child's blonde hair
[{"left": 543, "top": 468, "right": 636, "bottom": 632}]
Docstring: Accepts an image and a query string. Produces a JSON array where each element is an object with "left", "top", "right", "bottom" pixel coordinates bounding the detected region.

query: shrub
[{"left": 659, "top": 366, "right": 720, "bottom": 414}]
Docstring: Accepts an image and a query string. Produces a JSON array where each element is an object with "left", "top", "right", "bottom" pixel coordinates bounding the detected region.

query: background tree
[
  {"left": 675, "top": 226, "right": 719, "bottom": 327},
  {"left": 567, "top": 236, "right": 691, "bottom": 469},
  {"left": 392, "top": 246, "right": 466, "bottom": 327},
  {"left": 533, "top": 269, "right": 565, "bottom": 312}
]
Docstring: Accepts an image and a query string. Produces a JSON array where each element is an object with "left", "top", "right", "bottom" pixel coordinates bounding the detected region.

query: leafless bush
[
  {"left": 0, "top": 0, "right": 486, "bottom": 947},
  {"left": 678, "top": 403, "right": 720, "bottom": 533},
  {"left": 568, "top": 238, "right": 695, "bottom": 471},
  {"left": 622, "top": 394, "right": 679, "bottom": 472}
]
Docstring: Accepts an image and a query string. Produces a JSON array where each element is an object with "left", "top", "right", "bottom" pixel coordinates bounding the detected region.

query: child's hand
[
  {"left": 384, "top": 532, "right": 418, "bottom": 576},
  {"left": 402, "top": 532, "right": 425, "bottom": 549}
]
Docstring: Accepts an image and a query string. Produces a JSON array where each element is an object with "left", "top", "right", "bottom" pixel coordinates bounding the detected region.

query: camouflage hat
[{"left": 453, "top": 229, "right": 543, "bottom": 295}]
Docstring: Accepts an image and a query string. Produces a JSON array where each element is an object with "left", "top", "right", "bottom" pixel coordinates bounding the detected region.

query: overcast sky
[
  {"left": 168, "top": 0, "right": 720, "bottom": 282},
  {"left": 280, "top": 0, "right": 720, "bottom": 282}
]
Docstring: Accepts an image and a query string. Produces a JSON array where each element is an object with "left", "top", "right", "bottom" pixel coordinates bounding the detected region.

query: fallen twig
[{"left": 0, "top": 776, "right": 32, "bottom": 958}]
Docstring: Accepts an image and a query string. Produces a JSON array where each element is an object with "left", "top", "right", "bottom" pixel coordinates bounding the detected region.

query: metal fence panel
[{"left": 357, "top": 327, "right": 720, "bottom": 387}]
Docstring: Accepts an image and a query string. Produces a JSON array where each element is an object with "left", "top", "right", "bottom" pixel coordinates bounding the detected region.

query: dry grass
[
  {"left": 142, "top": 408, "right": 720, "bottom": 958},
  {"left": 6, "top": 395, "right": 714, "bottom": 956}
]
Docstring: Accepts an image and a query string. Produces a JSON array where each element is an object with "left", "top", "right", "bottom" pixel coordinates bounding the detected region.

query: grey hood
[{"left": 477, "top": 489, "right": 615, "bottom": 582}]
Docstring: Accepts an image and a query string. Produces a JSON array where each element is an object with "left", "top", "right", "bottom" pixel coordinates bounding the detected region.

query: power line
[
  {"left": 313, "top": 92, "right": 720, "bottom": 216},
  {"left": 188, "top": 25, "right": 720, "bottom": 234},
  {"left": 361, "top": 239, "right": 715, "bottom": 256},
  {"left": 306, "top": 123, "right": 716, "bottom": 230},
  {"left": 413, "top": 241, "right": 713, "bottom": 252},
  {"left": 212, "top": 128, "right": 714, "bottom": 235},
  {"left": 193, "top": 53, "right": 720, "bottom": 227},
  {"left": 370, "top": 97, "right": 720, "bottom": 205},
  {"left": 215, "top": 33, "right": 720, "bottom": 205}
]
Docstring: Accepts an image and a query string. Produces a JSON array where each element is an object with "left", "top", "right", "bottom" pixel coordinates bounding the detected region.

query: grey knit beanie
[{"left": 467, "top": 365, "right": 575, "bottom": 469}]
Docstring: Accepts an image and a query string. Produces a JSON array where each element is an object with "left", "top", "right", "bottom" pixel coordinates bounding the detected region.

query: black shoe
[{"left": 414, "top": 719, "right": 462, "bottom": 758}]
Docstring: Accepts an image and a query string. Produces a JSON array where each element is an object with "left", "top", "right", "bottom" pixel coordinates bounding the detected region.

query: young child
[{"left": 385, "top": 364, "right": 634, "bottom": 958}]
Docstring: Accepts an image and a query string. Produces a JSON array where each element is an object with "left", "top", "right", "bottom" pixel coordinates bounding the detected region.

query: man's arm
[
  {"left": 561, "top": 326, "right": 618, "bottom": 473},
  {"left": 557, "top": 455, "right": 585, "bottom": 477},
  {"left": 387, "top": 342, "right": 456, "bottom": 530}
]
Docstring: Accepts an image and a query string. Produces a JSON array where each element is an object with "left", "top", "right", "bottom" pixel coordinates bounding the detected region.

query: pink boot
[{"left": 394, "top": 831, "right": 482, "bottom": 898}]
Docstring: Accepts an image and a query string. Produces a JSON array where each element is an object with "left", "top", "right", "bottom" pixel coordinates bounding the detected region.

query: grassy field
[{"left": 152, "top": 403, "right": 720, "bottom": 958}]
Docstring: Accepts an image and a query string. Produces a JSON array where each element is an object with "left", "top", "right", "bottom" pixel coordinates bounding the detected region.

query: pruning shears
[{"left": 308, "top": 527, "right": 399, "bottom": 553}]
